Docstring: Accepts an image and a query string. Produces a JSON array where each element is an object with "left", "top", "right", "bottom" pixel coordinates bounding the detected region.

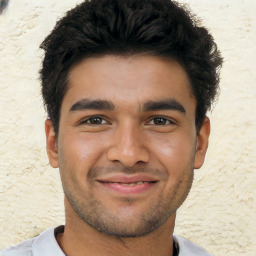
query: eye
[
  {"left": 147, "top": 117, "right": 176, "bottom": 126},
  {"left": 80, "top": 116, "right": 108, "bottom": 125}
]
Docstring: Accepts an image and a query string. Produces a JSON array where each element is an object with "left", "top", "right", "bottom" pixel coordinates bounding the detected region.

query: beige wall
[{"left": 0, "top": 0, "right": 255, "bottom": 255}]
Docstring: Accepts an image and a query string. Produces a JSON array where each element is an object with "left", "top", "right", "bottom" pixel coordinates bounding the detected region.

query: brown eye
[
  {"left": 90, "top": 117, "right": 103, "bottom": 124},
  {"left": 153, "top": 117, "right": 167, "bottom": 125},
  {"left": 81, "top": 116, "right": 108, "bottom": 125},
  {"left": 147, "top": 117, "right": 176, "bottom": 126}
]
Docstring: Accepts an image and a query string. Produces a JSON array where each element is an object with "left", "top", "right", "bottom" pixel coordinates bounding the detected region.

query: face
[{"left": 46, "top": 55, "right": 210, "bottom": 237}]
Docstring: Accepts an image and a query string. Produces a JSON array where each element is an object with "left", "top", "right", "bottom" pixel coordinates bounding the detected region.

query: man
[{"left": 1, "top": 0, "right": 222, "bottom": 255}]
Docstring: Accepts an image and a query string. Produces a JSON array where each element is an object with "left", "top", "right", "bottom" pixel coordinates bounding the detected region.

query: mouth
[
  {"left": 99, "top": 180, "right": 156, "bottom": 185},
  {"left": 96, "top": 176, "right": 158, "bottom": 195}
]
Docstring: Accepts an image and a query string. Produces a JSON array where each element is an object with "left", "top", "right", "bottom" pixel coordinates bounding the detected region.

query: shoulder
[
  {"left": 0, "top": 227, "right": 64, "bottom": 256},
  {"left": 174, "top": 235, "right": 213, "bottom": 256},
  {"left": 0, "top": 237, "right": 34, "bottom": 256}
]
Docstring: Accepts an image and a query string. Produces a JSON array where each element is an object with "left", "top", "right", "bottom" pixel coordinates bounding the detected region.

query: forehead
[{"left": 62, "top": 54, "right": 195, "bottom": 112}]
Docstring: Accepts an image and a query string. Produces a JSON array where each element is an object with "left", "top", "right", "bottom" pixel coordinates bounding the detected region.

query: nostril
[{"left": 107, "top": 140, "right": 150, "bottom": 167}]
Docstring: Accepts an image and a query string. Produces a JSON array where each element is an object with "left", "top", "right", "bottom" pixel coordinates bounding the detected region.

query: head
[
  {"left": 40, "top": 0, "right": 222, "bottom": 136},
  {"left": 42, "top": 0, "right": 222, "bottom": 238}
]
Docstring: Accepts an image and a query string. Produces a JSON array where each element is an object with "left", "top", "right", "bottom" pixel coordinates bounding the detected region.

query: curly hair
[{"left": 40, "top": 0, "right": 222, "bottom": 134}]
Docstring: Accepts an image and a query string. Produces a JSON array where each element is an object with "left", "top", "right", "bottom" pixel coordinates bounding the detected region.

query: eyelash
[
  {"left": 79, "top": 116, "right": 109, "bottom": 125},
  {"left": 79, "top": 116, "right": 176, "bottom": 126},
  {"left": 146, "top": 116, "right": 177, "bottom": 126}
]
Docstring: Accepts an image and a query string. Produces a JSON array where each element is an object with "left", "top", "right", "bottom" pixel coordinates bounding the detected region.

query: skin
[{"left": 45, "top": 54, "right": 210, "bottom": 256}]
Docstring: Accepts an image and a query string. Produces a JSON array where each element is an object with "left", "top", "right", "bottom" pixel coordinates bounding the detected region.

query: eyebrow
[
  {"left": 70, "top": 98, "right": 185, "bottom": 114},
  {"left": 70, "top": 99, "right": 115, "bottom": 112},
  {"left": 142, "top": 99, "right": 186, "bottom": 113}
]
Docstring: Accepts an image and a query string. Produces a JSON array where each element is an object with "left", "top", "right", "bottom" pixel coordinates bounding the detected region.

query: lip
[{"left": 96, "top": 174, "right": 159, "bottom": 195}]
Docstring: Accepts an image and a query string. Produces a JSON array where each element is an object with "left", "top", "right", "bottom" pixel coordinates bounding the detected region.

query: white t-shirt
[{"left": 0, "top": 226, "right": 212, "bottom": 256}]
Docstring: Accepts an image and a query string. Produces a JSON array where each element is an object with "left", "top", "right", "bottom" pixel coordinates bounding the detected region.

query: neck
[{"left": 57, "top": 198, "right": 176, "bottom": 256}]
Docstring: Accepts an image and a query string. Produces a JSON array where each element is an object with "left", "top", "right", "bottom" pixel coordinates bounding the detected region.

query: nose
[{"left": 107, "top": 123, "right": 150, "bottom": 167}]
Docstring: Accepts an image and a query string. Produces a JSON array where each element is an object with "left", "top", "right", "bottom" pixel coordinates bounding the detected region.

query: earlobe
[
  {"left": 45, "top": 119, "right": 59, "bottom": 168},
  {"left": 194, "top": 117, "right": 211, "bottom": 169}
]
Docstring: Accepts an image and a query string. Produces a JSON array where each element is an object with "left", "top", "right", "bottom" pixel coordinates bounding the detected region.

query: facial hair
[{"left": 60, "top": 164, "right": 194, "bottom": 238}]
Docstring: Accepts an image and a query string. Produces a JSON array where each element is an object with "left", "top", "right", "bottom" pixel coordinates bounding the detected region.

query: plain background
[{"left": 0, "top": 0, "right": 255, "bottom": 255}]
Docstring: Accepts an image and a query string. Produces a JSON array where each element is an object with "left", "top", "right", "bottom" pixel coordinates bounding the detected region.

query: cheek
[
  {"left": 59, "top": 133, "right": 106, "bottom": 173},
  {"left": 149, "top": 132, "right": 196, "bottom": 170}
]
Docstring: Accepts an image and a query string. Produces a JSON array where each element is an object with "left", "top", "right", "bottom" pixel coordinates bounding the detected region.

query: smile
[
  {"left": 97, "top": 179, "right": 158, "bottom": 195},
  {"left": 100, "top": 180, "right": 156, "bottom": 186}
]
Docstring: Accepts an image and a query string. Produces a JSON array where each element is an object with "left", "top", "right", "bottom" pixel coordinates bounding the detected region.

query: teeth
[
  {"left": 124, "top": 181, "right": 144, "bottom": 186},
  {"left": 105, "top": 181, "right": 146, "bottom": 185},
  {"left": 101, "top": 181, "right": 156, "bottom": 185}
]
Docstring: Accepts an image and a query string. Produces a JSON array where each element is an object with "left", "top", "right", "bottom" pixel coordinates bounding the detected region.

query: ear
[
  {"left": 45, "top": 119, "right": 59, "bottom": 168},
  {"left": 194, "top": 117, "right": 211, "bottom": 169}
]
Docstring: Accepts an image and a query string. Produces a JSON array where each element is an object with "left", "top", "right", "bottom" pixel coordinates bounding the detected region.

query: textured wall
[{"left": 0, "top": 0, "right": 255, "bottom": 255}]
